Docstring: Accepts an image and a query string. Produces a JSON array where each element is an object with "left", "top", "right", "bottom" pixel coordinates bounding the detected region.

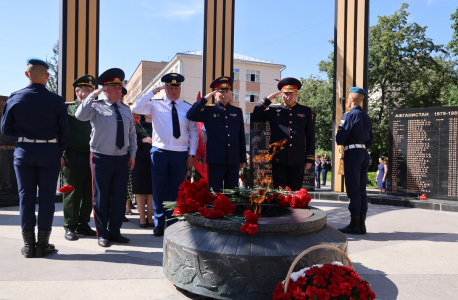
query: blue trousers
[
  {"left": 315, "top": 170, "right": 321, "bottom": 188},
  {"left": 321, "top": 169, "right": 328, "bottom": 185},
  {"left": 344, "top": 149, "right": 370, "bottom": 216},
  {"left": 207, "top": 163, "right": 239, "bottom": 193},
  {"left": 14, "top": 143, "right": 61, "bottom": 232},
  {"left": 91, "top": 153, "right": 129, "bottom": 239},
  {"left": 151, "top": 147, "right": 187, "bottom": 228}
]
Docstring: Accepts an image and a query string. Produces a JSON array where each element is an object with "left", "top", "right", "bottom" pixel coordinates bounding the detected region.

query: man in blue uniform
[
  {"left": 321, "top": 154, "right": 330, "bottom": 186},
  {"left": 252, "top": 77, "right": 315, "bottom": 191},
  {"left": 315, "top": 155, "right": 322, "bottom": 189},
  {"left": 132, "top": 73, "right": 198, "bottom": 237},
  {"left": 186, "top": 76, "right": 247, "bottom": 192},
  {"left": 1, "top": 58, "right": 69, "bottom": 258},
  {"left": 75, "top": 68, "right": 137, "bottom": 247},
  {"left": 336, "top": 87, "right": 374, "bottom": 235},
  {"left": 62, "top": 75, "right": 97, "bottom": 241}
]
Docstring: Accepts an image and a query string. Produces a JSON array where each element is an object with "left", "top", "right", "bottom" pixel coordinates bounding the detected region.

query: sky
[{"left": 0, "top": 0, "right": 457, "bottom": 97}]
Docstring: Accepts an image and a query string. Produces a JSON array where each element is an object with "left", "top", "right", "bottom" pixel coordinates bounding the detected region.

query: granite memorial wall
[
  {"left": 0, "top": 96, "right": 17, "bottom": 195},
  {"left": 250, "top": 118, "right": 315, "bottom": 190},
  {"left": 389, "top": 106, "right": 458, "bottom": 200}
]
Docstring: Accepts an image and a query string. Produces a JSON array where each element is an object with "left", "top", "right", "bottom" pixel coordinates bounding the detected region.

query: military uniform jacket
[
  {"left": 336, "top": 106, "right": 374, "bottom": 147},
  {"left": 1, "top": 83, "right": 69, "bottom": 151},
  {"left": 65, "top": 99, "right": 91, "bottom": 154},
  {"left": 252, "top": 98, "right": 315, "bottom": 165},
  {"left": 75, "top": 94, "right": 137, "bottom": 157},
  {"left": 187, "top": 98, "right": 247, "bottom": 165}
]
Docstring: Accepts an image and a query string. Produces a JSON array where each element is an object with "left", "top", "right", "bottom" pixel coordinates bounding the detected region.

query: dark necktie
[
  {"left": 171, "top": 101, "right": 181, "bottom": 139},
  {"left": 113, "top": 103, "right": 125, "bottom": 149}
]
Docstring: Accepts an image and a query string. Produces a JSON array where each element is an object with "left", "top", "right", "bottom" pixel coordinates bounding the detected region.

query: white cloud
[{"left": 138, "top": 0, "right": 203, "bottom": 20}]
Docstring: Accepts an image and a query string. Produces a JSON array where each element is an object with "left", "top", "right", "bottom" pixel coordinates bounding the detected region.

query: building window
[
  {"left": 234, "top": 68, "right": 240, "bottom": 81},
  {"left": 245, "top": 112, "right": 250, "bottom": 124},
  {"left": 245, "top": 133, "right": 250, "bottom": 146},
  {"left": 233, "top": 89, "right": 239, "bottom": 102},
  {"left": 246, "top": 91, "right": 259, "bottom": 103},
  {"left": 246, "top": 70, "right": 260, "bottom": 82}
]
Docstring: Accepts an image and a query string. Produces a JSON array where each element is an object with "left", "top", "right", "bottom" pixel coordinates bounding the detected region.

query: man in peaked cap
[
  {"left": 1, "top": 57, "right": 69, "bottom": 258},
  {"left": 61, "top": 75, "right": 97, "bottom": 241},
  {"left": 75, "top": 68, "right": 137, "bottom": 247},
  {"left": 252, "top": 77, "right": 315, "bottom": 191},
  {"left": 336, "top": 87, "right": 373, "bottom": 235},
  {"left": 186, "top": 76, "right": 246, "bottom": 192},
  {"left": 132, "top": 73, "right": 198, "bottom": 237}
]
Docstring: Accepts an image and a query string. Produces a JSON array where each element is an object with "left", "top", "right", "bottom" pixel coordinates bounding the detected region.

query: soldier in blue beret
[
  {"left": 336, "top": 87, "right": 374, "bottom": 235},
  {"left": 252, "top": 77, "right": 315, "bottom": 191},
  {"left": 187, "top": 76, "right": 247, "bottom": 192},
  {"left": 75, "top": 68, "right": 137, "bottom": 247},
  {"left": 132, "top": 73, "right": 198, "bottom": 237},
  {"left": 1, "top": 57, "right": 69, "bottom": 258},
  {"left": 61, "top": 74, "right": 97, "bottom": 241}
]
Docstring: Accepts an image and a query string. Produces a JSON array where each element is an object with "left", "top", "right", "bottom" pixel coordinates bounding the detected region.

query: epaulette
[
  {"left": 229, "top": 104, "right": 243, "bottom": 111},
  {"left": 296, "top": 103, "right": 310, "bottom": 108},
  {"left": 205, "top": 103, "right": 216, "bottom": 106},
  {"left": 65, "top": 102, "right": 76, "bottom": 105},
  {"left": 183, "top": 100, "right": 192, "bottom": 106},
  {"left": 270, "top": 103, "right": 282, "bottom": 106}
]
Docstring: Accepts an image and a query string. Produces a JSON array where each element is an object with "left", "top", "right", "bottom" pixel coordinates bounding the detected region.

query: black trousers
[
  {"left": 208, "top": 163, "right": 239, "bottom": 193},
  {"left": 272, "top": 163, "right": 304, "bottom": 191}
]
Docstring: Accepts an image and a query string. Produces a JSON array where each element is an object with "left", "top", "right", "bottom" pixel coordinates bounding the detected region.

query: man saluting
[
  {"left": 252, "top": 77, "right": 315, "bottom": 191},
  {"left": 186, "top": 76, "right": 246, "bottom": 193}
]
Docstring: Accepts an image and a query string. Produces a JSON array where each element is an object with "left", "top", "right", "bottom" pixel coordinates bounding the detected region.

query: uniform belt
[
  {"left": 344, "top": 144, "right": 366, "bottom": 151},
  {"left": 18, "top": 137, "right": 58, "bottom": 143}
]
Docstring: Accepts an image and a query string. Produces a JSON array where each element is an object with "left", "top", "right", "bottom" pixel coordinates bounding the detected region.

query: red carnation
[
  {"left": 213, "top": 194, "right": 235, "bottom": 215},
  {"left": 58, "top": 185, "right": 74, "bottom": 194},
  {"left": 243, "top": 210, "right": 259, "bottom": 224},
  {"left": 240, "top": 223, "right": 258, "bottom": 234},
  {"left": 134, "top": 118, "right": 140, "bottom": 124}
]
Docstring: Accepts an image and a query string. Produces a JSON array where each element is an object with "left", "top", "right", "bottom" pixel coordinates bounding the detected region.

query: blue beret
[
  {"left": 27, "top": 57, "right": 49, "bottom": 69},
  {"left": 349, "top": 87, "right": 367, "bottom": 95}
]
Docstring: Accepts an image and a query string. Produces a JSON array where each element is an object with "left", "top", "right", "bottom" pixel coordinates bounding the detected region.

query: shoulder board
[
  {"left": 93, "top": 98, "right": 104, "bottom": 101},
  {"left": 229, "top": 104, "right": 242, "bottom": 111},
  {"left": 270, "top": 103, "right": 282, "bottom": 106},
  {"left": 183, "top": 100, "right": 192, "bottom": 106},
  {"left": 120, "top": 101, "right": 129, "bottom": 107},
  {"left": 205, "top": 104, "right": 216, "bottom": 106},
  {"left": 65, "top": 102, "right": 76, "bottom": 105},
  {"left": 296, "top": 103, "right": 309, "bottom": 107}
]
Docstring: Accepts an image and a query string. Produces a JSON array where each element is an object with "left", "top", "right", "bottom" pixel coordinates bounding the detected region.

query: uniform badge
[
  {"left": 213, "top": 114, "right": 219, "bottom": 117},
  {"left": 230, "top": 113, "right": 237, "bottom": 117},
  {"left": 339, "top": 119, "right": 346, "bottom": 127},
  {"left": 297, "top": 113, "right": 305, "bottom": 117}
]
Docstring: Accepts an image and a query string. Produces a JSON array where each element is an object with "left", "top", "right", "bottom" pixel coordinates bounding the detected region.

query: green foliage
[
  {"left": 367, "top": 172, "right": 378, "bottom": 188},
  {"left": 315, "top": 148, "right": 332, "bottom": 161},
  {"left": 46, "top": 41, "right": 59, "bottom": 94},
  {"left": 297, "top": 76, "right": 333, "bottom": 151},
  {"left": 448, "top": 7, "right": 458, "bottom": 57}
]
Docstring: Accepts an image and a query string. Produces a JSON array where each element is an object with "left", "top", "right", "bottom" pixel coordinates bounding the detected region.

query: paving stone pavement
[{"left": 0, "top": 198, "right": 457, "bottom": 300}]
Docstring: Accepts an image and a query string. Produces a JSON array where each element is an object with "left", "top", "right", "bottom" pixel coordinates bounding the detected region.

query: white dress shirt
[{"left": 132, "top": 91, "right": 198, "bottom": 155}]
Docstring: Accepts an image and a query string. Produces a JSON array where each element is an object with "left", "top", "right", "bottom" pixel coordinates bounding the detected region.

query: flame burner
[{"left": 233, "top": 203, "right": 293, "bottom": 218}]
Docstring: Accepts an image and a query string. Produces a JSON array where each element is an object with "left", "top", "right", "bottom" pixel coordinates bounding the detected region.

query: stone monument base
[{"left": 163, "top": 206, "right": 348, "bottom": 300}]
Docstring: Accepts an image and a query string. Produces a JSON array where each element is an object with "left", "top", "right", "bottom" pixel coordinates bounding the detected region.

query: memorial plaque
[
  {"left": 250, "top": 116, "right": 315, "bottom": 190},
  {"left": 389, "top": 107, "right": 458, "bottom": 200},
  {"left": 0, "top": 96, "right": 18, "bottom": 195}
]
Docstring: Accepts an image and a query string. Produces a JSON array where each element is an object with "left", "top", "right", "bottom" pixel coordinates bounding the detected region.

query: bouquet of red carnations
[{"left": 273, "top": 246, "right": 376, "bottom": 300}]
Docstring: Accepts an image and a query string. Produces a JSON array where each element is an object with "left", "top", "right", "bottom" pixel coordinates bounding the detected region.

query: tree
[
  {"left": 297, "top": 76, "right": 333, "bottom": 151},
  {"left": 367, "top": 3, "right": 448, "bottom": 163},
  {"left": 448, "top": 7, "right": 458, "bottom": 57},
  {"left": 46, "top": 41, "right": 59, "bottom": 94}
]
